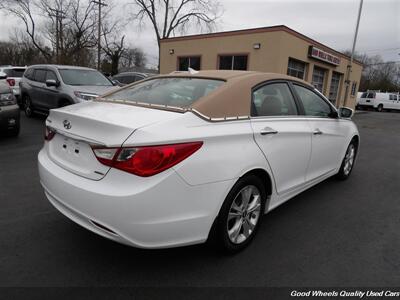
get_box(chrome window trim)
[249,115,342,122]
[313,88,339,113]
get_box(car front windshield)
[104,77,224,108]
[59,69,112,86]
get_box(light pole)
[343,0,363,107]
[92,0,107,71]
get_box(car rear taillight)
[6,79,15,86]
[44,126,56,141]
[92,142,203,177]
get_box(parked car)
[112,72,155,86]
[19,65,118,117]
[38,71,359,252]
[357,91,400,112]
[0,77,20,137]
[0,66,26,106]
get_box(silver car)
[19,65,118,117]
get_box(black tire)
[376,104,383,112]
[23,95,34,118]
[215,174,266,253]
[8,126,20,137]
[336,140,357,180]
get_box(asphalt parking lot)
[1,111,399,288]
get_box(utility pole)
[343,0,363,107]
[92,0,108,70]
[49,7,66,64]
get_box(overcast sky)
[0,0,399,68]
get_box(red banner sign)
[308,46,341,66]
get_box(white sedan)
[38,71,359,252]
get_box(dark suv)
[112,72,155,86]
[0,79,20,137]
[19,65,118,117]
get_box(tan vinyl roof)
[163,70,312,120]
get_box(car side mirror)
[112,80,122,86]
[329,111,339,118]
[46,79,59,87]
[338,107,354,119]
[0,72,7,80]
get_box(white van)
[357,91,400,112]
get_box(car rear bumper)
[38,148,233,248]
[0,105,20,131]
[12,86,20,96]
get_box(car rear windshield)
[104,77,224,108]
[59,69,112,86]
[3,68,26,78]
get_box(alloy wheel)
[343,144,355,176]
[227,185,262,244]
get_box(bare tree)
[0,0,52,61]
[130,0,222,68]
[0,0,103,66]
[103,34,126,75]
[343,50,400,92]
[65,0,98,65]
[120,47,147,70]
[100,2,129,74]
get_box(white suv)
[0,66,27,106]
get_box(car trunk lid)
[46,101,181,180]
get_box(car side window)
[24,68,34,79]
[33,69,47,83]
[252,82,298,117]
[116,76,131,84]
[124,76,134,83]
[134,75,145,82]
[293,84,332,118]
[46,71,58,81]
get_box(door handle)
[260,127,278,136]
[313,129,323,135]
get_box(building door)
[328,72,341,105]
[312,66,326,93]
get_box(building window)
[328,72,341,104]
[312,66,326,92]
[351,81,357,96]
[287,58,306,79]
[218,55,248,70]
[178,56,201,71]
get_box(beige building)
[160,25,363,108]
